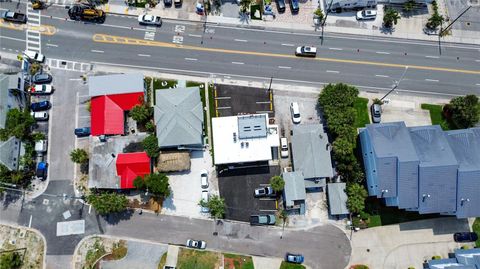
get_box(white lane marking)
[188,34,202,37]
[232,62,244,65]
[278,66,291,69]
[88,204,92,214]
[46,43,58,47]
[28,215,32,228]
[234,39,248,42]
[476,60,480,62]
[375,75,390,78]
[425,55,439,59]
[326,70,340,73]
[138,54,151,57]
[476,83,480,86]
[376,51,391,55]
[69,78,82,81]
[185,58,198,61]
[281,43,295,47]
[91,49,104,53]
[425,79,439,82]
[329,47,343,51]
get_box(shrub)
[142,135,160,158]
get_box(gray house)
[154,87,204,149]
[327,183,349,216]
[283,171,306,214]
[427,248,480,269]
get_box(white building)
[212,114,279,165]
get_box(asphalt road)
[0,4,479,96]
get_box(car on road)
[453,232,478,242]
[356,9,377,20]
[285,253,304,264]
[138,14,162,26]
[31,111,49,121]
[24,50,45,63]
[75,127,91,137]
[174,0,182,7]
[30,84,54,95]
[250,214,276,225]
[295,46,317,57]
[36,162,48,181]
[186,239,206,249]
[30,101,51,111]
[290,102,302,124]
[276,0,286,13]
[254,186,274,197]
[371,103,382,123]
[201,190,209,213]
[201,169,209,189]
[32,73,53,84]
[280,137,289,158]
[1,10,27,23]
[290,0,299,13]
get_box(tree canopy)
[142,135,160,158]
[87,192,128,215]
[70,148,89,164]
[0,109,35,141]
[383,8,401,28]
[145,173,171,197]
[199,194,225,219]
[129,103,153,124]
[346,183,368,214]
[0,252,22,269]
[270,175,285,192]
[448,95,480,129]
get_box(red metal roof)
[90,92,144,136]
[116,152,151,189]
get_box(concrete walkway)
[252,256,283,269]
[100,240,168,269]
[165,245,179,268]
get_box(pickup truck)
[250,214,276,226]
[1,10,27,23]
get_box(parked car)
[186,239,206,249]
[29,84,54,95]
[290,102,301,124]
[289,0,299,13]
[280,137,289,158]
[35,140,47,157]
[285,253,304,264]
[254,186,274,197]
[24,50,45,63]
[74,127,91,137]
[30,101,51,111]
[250,214,276,225]
[275,0,286,12]
[356,9,377,20]
[138,14,162,26]
[371,103,382,123]
[1,10,27,23]
[453,232,478,242]
[200,169,209,189]
[201,190,209,213]
[30,111,49,121]
[174,0,182,7]
[32,73,53,84]
[295,46,317,57]
[36,162,48,181]
[164,0,172,6]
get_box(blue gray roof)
[427,248,480,269]
[366,122,418,161]
[409,125,458,167]
[282,171,306,207]
[291,124,333,179]
[237,114,267,139]
[0,137,21,170]
[154,87,204,148]
[0,74,21,129]
[454,248,480,266]
[327,183,349,215]
[445,129,480,171]
[88,73,144,97]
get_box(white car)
[30,84,53,95]
[200,190,209,213]
[356,9,377,20]
[138,14,162,26]
[200,169,209,189]
[290,102,301,124]
[295,46,317,57]
[186,239,206,249]
[280,137,289,158]
[30,111,49,121]
[24,50,45,63]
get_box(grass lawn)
[473,218,480,248]
[207,83,216,163]
[280,262,305,269]
[354,97,370,128]
[157,252,167,269]
[186,81,204,88]
[223,253,254,269]
[421,103,452,130]
[177,248,220,269]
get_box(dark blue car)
[30,101,51,112]
[74,127,91,137]
[36,162,48,181]
[290,0,299,13]
[285,253,304,264]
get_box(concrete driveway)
[347,217,474,269]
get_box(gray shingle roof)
[0,137,21,170]
[88,73,144,97]
[154,87,204,148]
[327,183,349,215]
[282,171,306,207]
[0,74,21,129]
[409,125,458,167]
[291,124,333,179]
[445,129,480,171]
[366,122,419,161]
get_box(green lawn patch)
[177,248,220,269]
[152,78,178,105]
[157,252,167,269]
[207,83,216,164]
[186,81,204,88]
[473,218,480,248]
[280,262,305,269]
[354,97,370,128]
[144,77,152,104]
[224,253,254,269]
[421,103,451,130]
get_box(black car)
[174,0,182,7]
[164,0,172,6]
[276,0,286,13]
[32,73,52,84]
[30,101,51,111]
[454,232,478,242]
[74,127,91,137]
[290,0,299,13]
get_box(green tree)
[383,8,400,28]
[133,176,146,190]
[270,175,285,192]
[403,0,416,12]
[142,135,160,158]
[31,132,45,142]
[70,148,89,164]
[87,192,128,215]
[318,83,359,110]
[333,137,355,161]
[239,0,252,13]
[145,173,170,197]
[314,8,324,21]
[199,194,225,219]
[0,252,23,269]
[448,95,480,129]
[426,12,444,30]
[129,104,152,124]
[346,183,368,214]
[0,109,35,141]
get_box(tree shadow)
[102,209,135,225]
[1,191,22,209]
[379,25,395,34]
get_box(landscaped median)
[73,236,128,269]
[0,224,45,269]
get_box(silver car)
[371,104,382,123]
[138,14,162,26]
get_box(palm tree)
[383,8,401,28]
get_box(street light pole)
[437,5,472,55]
[320,0,334,45]
[380,66,408,102]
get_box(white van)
[35,140,47,156]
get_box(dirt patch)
[0,224,45,269]
[129,197,163,212]
[157,151,191,172]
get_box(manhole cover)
[42,199,49,205]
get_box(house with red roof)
[116,152,151,189]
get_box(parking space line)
[326,70,340,73]
[28,215,32,228]
[259,198,276,201]
[256,101,271,104]
[215,96,231,100]
[278,66,291,69]
[256,110,273,114]
[375,75,389,78]
[216,107,231,109]
[234,39,248,42]
[91,49,104,53]
[259,209,277,212]
[281,43,294,47]
[425,79,439,82]
[232,62,244,65]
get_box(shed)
[327,183,349,216]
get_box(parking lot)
[218,166,279,222]
[213,84,274,117]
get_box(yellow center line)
[92,34,480,75]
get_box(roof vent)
[241,142,244,148]
[233,132,237,143]
[246,142,249,148]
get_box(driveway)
[348,217,474,269]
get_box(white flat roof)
[212,114,279,165]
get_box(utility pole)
[437,5,472,55]
[320,0,334,45]
[380,66,408,101]
[201,0,207,45]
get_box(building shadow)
[398,217,471,235]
